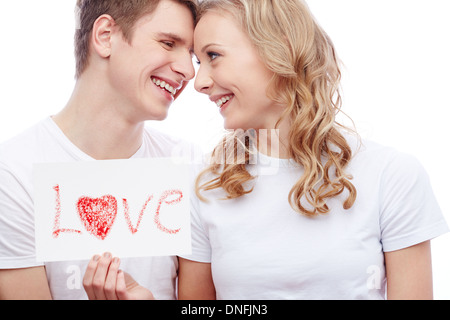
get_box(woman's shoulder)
[343,132,426,182]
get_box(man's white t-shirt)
[182,135,448,300]
[0,117,197,300]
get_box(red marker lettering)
[51,186,183,239]
[52,185,82,238]
[154,190,183,235]
[123,195,153,234]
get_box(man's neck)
[53,79,145,160]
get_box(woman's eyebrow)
[200,43,221,53]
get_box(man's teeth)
[216,95,233,107]
[152,78,177,95]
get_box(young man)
[0,0,197,300]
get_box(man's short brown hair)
[74,0,198,78]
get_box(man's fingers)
[83,254,101,300]
[116,270,130,300]
[91,252,113,300]
[83,253,153,300]
[104,257,121,300]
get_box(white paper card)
[33,158,191,262]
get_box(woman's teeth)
[152,77,177,95]
[215,95,233,108]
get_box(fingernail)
[103,252,111,258]
[113,257,120,265]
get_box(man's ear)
[91,14,116,58]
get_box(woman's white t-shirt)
[182,136,448,300]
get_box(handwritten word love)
[52,185,183,240]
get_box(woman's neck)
[257,116,291,159]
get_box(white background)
[0,0,449,299]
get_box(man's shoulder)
[0,117,57,170]
[1,118,45,153]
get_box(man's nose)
[171,51,196,81]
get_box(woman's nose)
[194,65,213,94]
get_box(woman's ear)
[91,14,115,58]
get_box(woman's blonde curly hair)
[195,0,357,217]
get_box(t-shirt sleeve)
[0,162,43,268]
[379,152,448,252]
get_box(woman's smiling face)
[194,11,282,131]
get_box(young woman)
[83,0,448,300]
[177,0,448,300]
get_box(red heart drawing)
[76,195,118,240]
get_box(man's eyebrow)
[157,32,185,44]
[157,32,194,52]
